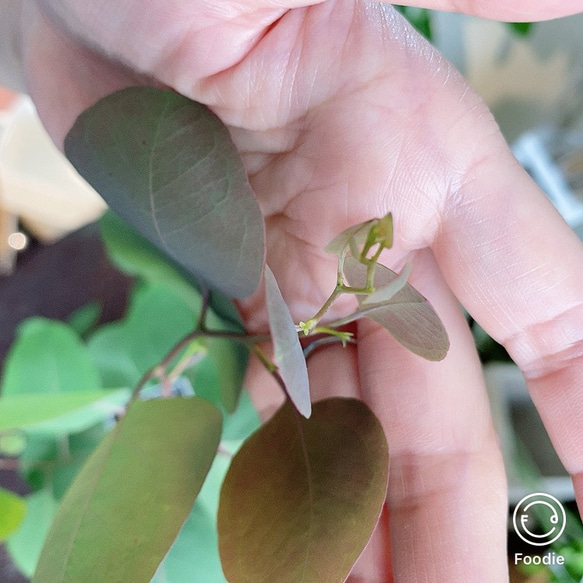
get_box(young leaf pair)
[325,214,449,362]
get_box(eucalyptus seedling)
[0,87,450,583]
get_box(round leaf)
[99,211,244,329]
[99,211,201,311]
[65,87,265,299]
[205,337,248,413]
[218,398,389,583]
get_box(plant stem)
[299,282,373,335]
[167,350,206,385]
[300,287,343,333]
[130,328,269,402]
[252,345,278,373]
[252,345,296,405]
[302,335,355,360]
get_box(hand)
[20,0,583,580]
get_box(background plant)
[395,5,534,42]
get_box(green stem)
[337,249,348,283]
[252,345,278,373]
[299,282,375,336]
[359,239,376,263]
[337,284,373,295]
[301,287,343,333]
[366,248,382,288]
[253,345,292,403]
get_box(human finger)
[425,83,583,507]
[357,250,508,582]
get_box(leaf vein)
[148,99,176,258]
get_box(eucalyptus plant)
[0,87,449,583]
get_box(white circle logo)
[513,493,566,546]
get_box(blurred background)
[2,8,583,583]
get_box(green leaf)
[33,397,222,583]
[87,283,196,388]
[100,211,201,311]
[17,425,110,501]
[222,390,260,442]
[65,87,265,299]
[264,266,310,417]
[0,390,128,434]
[67,302,101,338]
[184,352,258,437]
[152,502,226,583]
[184,356,221,406]
[100,211,244,329]
[206,337,248,413]
[51,424,110,500]
[152,454,231,583]
[0,488,27,541]
[1,318,101,396]
[218,398,388,583]
[208,290,245,331]
[6,489,58,577]
[17,436,60,492]
[344,257,450,361]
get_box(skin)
[16,0,583,580]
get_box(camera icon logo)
[513,493,566,546]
